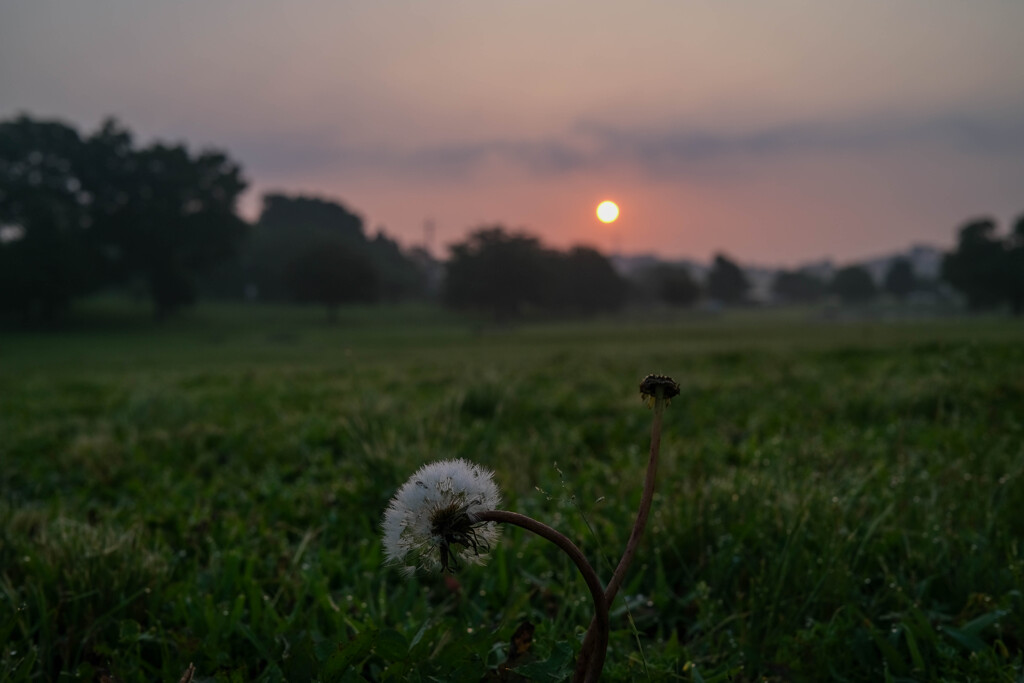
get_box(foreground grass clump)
[2,304,1023,681]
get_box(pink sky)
[2,1,1023,266]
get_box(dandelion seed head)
[382,459,501,574]
[640,374,680,407]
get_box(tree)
[706,253,749,305]
[831,265,877,304]
[1008,214,1024,315]
[284,242,377,319]
[941,218,1006,310]
[117,143,248,318]
[260,193,364,240]
[233,194,425,302]
[0,116,100,321]
[549,246,628,313]
[0,114,249,321]
[443,226,549,319]
[646,264,701,307]
[771,270,825,304]
[883,258,917,300]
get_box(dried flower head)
[382,459,502,575]
[639,374,680,408]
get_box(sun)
[596,200,619,223]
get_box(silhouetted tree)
[883,258,917,300]
[706,253,749,305]
[284,242,377,320]
[549,246,628,313]
[0,114,248,321]
[941,218,1006,310]
[260,194,363,240]
[1008,214,1024,315]
[112,142,248,318]
[831,265,877,304]
[648,264,701,307]
[444,226,549,319]
[771,270,825,304]
[234,194,424,302]
[0,116,100,321]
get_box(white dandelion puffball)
[382,459,502,575]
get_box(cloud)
[234,110,1024,183]
[575,114,1024,175]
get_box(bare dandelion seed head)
[381,459,501,575]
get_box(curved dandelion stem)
[577,381,670,680]
[475,509,608,683]
[607,392,664,603]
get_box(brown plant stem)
[475,509,608,683]
[576,390,666,679]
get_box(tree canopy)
[0,114,248,321]
[443,226,626,319]
[221,193,427,307]
[831,265,877,304]
[706,254,750,305]
[941,217,1024,312]
[638,263,701,307]
[284,242,378,319]
[771,270,826,304]
[883,258,917,300]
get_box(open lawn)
[2,302,1023,681]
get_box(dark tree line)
[443,227,627,319]
[0,115,444,325]
[0,114,431,323]
[942,217,1024,314]
[5,114,1022,322]
[206,193,430,319]
[772,259,926,306]
[632,253,748,308]
[0,115,247,321]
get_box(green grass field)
[2,302,1023,681]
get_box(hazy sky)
[3,1,1023,264]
